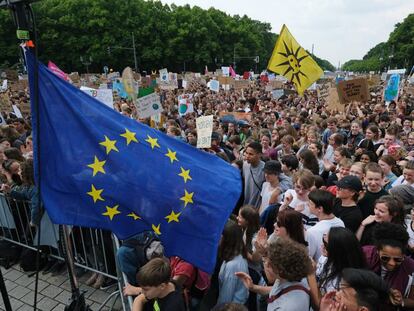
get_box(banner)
[384,74,400,102]
[337,78,370,104]
[196,115,214,148]
[80,86,114,109]
[12,104,23,118]
[136,93,163,118]
[325,87,344,112]
[48,61,69,81]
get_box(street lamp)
[80,56,92,74]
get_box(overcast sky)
[159,0,414,67]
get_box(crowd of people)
[1,72,414,311]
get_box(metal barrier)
[0,193,132,311]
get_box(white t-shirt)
[260,182,282,215]
[284,189,318,228]
[316,255,340,295]
[306,217,345,261]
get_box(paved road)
[0,265,123,311]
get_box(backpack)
[0,240,21,269]
[189,269,210,299]
[20,248,48,272]
[122,231,164,266]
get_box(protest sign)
[221,67,230,77]
[219,111,252,122]
[384,74,400,102]
[233,80,250,90]
[271,80,284,89]
[122,67,138,102]
[107,72,120,81]
[337,78,370,104]
[272,89,284,100]
[80,86,114,109]
[159,68,169,82]
[136,93,163,118]
[178,94,194,116]
[381,72,387,81]
[12,105,23,118]
[218,76,232,85]
[69,72,80,83]
[265,85,273,92]
[326,87,344,112]
[209,80,220,92]
[0,80,7,92]
[196,115,213,148]
[317,82,333,101]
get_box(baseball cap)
[238,120,250,127]
[335,175,363,192]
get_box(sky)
[159,0,414,67]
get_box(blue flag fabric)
[26,51,241,273]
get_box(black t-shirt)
[143,283,186,311]
[359,189,388,218]
[333,200,363,233]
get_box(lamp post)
[80,56,92,74]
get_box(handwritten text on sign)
[196,115,213,148]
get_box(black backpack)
[0,240,21,269]
[19,248,48,272]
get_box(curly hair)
[373,222,409,252]
[267,237,311,282]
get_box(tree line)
[0,0,335,74]
[343,14,414,73]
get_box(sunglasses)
[380,255,404,264]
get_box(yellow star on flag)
[99,135,119,154]
[165,210,181,223]
[180,190,194,207]
[87,184,104,203]
[152,223,161,235]
[178,167,192,183]
[165,148,178,163]
[120,129,138,145]
[145,135,160,149]
[127,212,141,220]
[102,205,121,221]
[87,156,106,177]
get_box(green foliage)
[311,53,336,72]
[0,0,333,74]
[343,13,414,72]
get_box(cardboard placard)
[270,80,284,89]
[233,80,250,90]
[337,78,370,104]
[218,76,232,85]
[219,111,252,122]
[326,87,344,112]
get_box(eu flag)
[26,51,241,273]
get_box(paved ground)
[0,264,124,311]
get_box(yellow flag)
[268,25,323,95]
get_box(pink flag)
[48,61,69,81]
[204,65,208,75]
[229,66,236,78]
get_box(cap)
[335,175,363,192]
[264,160,282,175]
[238,120,250,127]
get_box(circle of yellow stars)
[86,128,195,236]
